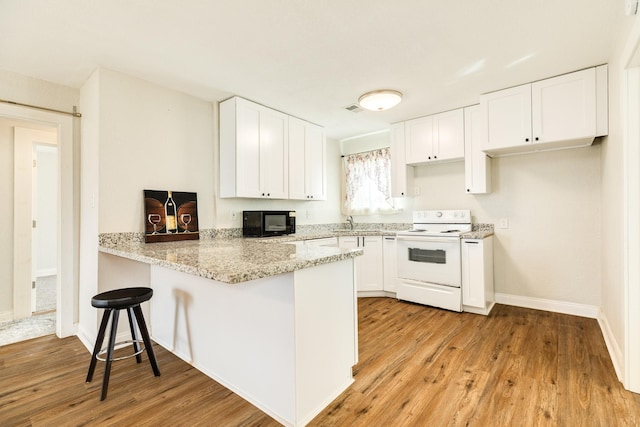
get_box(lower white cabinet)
[304,237,338,247]
[339,236,383,293]
[382,236,398,293]
[461,236,495,315]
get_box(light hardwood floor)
[1,298,639,426]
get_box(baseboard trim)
[0,310,13,323]
[598,311,623,382]
[495,293,599,319]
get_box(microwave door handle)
[397,236,458,244]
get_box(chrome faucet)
[346,215,354,230]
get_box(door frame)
[623,23,640,393]
[3,103,77,338]
[14,128,57,318]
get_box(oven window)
[408,248,446,264]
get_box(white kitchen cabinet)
[288,116,326,200]
[480,65,608,156]
[390,122,414,197]
[464,105,491,194]
[405,108,464,165]
[461,236,494,315]
[304,237,338,247]
[220,97,289,199]
[382,236,398,293]
[339,235,383,294]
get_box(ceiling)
[0,1,631,140]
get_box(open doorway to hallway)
[0,123,58,346]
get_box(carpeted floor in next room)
[0,275,56,346]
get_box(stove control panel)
[413,210,471,224]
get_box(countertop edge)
[99,243,363,284]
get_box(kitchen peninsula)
[98,235,362,427]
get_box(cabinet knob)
[434,155,437,159]
[535,137,539,141]
[267,193,270,197]
[525,138,529,142]
[310,195,314,199]
[401,192,404,196]
[262,193,265,196]
[467,189,470,192]
[428,156,431,159]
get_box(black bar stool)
[85,287,161,400]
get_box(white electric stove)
[396,210,471,311]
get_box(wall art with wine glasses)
[144,189,199,243]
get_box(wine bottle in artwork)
[165,191,178,233]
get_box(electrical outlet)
[306,210,313,220]
[499,218,509,229]
[414,186,421,196]
[231,211,238,221]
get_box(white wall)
[342,128,603,307]
[600,12,640,384]
[414,147,602,307]
[96,68,215,233]
[35,146,58,276]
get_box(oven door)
[396,236,461,287]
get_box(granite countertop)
[99,223,494,284]
[460,230,494,239]
[99,238,363,284]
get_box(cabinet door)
[390,122,413,197]
[405,115,433,164]
[464,105,491,194]
[532,67,596,144]
[288,118,326,200]
[383,237,398,293]
[432,108,464,161]
[360,236,383,292]
[305,123,326,200]
[288,118,307,200]
[259,107,288,198]
[481,83,532,151]
[461,239,485,308]
[235,99,262,197]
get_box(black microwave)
[242,210,296,237]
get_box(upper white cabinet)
[480,65,608,156]
[405,108,464,165]
[220,97,289,198]
[389,122,414,197]
[288,117,326,200]
[464,105,491,194]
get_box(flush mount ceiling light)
[358,89,403,111]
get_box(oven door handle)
[397,236,458,244]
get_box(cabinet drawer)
[396,279,461,312]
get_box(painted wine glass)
[148,213,162,234]
[180,213,192,233]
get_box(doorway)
[0,103,77,341]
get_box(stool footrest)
[96,339,146,362]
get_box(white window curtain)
[342,148,396,215]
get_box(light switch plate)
[499,218,509,229]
